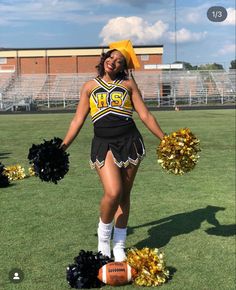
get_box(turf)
[0,109,235,290]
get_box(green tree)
[198,63,224,70]
[229,59,236,69]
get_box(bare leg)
[96,151,140,259]
[114,163,140,228]
[96,151,123,223]
[113,163,140,261]
[96,151,123,257]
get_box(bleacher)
[0,72,14,87]
[0,72,16,110]
[0,74,48,111]
[0,70,235,111]
[228,69,236,92]
[34,73,94,108]
[210,70,235,100]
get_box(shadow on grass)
[0,183,17,189]
[205,224,236,236]
[129,205,235,249]
[0,152,11,159]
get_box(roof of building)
[0,45,164,58]
[0,44,163,51]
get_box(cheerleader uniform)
[89,77,145,169]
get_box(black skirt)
[90,126,145,169]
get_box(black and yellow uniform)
[89,77,145,168]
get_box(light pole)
[174,0,177,62]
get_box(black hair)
[95,49,128,79]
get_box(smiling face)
[104,50,126,76]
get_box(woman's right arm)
[61,82,91,150]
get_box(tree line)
[174,59,236,70]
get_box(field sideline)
[0,109,235,290]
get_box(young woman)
[61,40,165,261]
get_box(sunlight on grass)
[0,109,235,290]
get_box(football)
[97,261,137,286]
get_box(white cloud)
[99,16,168,44]
[180,4,235,27]
[97,0,158,7]
[185,12,202,24]
[221,8,236,25]
[168,28,207,43]
[182,5,207,24]
[178,3,216,25]
[99,16,209,45]
[216,43,236,55]
[0,0,95,26]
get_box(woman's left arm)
[129,78,165,140]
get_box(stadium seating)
[0,72,15,91]
[0,70,235,111]
[228,69,236,91]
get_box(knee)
[103,188,122,206]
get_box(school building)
[0,45,164,75]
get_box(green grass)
[0,109,235,290]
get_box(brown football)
[97,261,137,286]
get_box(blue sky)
[0,0,235,68]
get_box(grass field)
[0,109,235,290]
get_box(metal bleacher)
[155,70,208,106]
[34,73,95,109]
[228,70,236,88]
[0,69,235,111]
[0,72,16,110]
[0,74,47,111]
[210,70,235,103]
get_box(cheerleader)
[61,40,165,261]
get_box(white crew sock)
[97,218,113,258]
[113,227,127,262]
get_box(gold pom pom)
[127,247,169,286]
[4,164,26,181]
[28,166,35,177]
[157,128,200,175]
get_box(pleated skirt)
[90,127,145,169]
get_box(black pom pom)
[66,250,112,288]
[28,137,69,184]
[0,162,10,187]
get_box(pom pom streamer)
[0,162,10,187]
[66,250,112,289]
[28,137,69,184]
[28,166,36,176]
[4,164,26,181]
[157,128,200,175]
[127,247,169,287]
[0,162,36,187]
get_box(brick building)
[0,45,163,75]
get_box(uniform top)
[89,77,134,125]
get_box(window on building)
[141,55,149,61]
[0,58,7,64]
